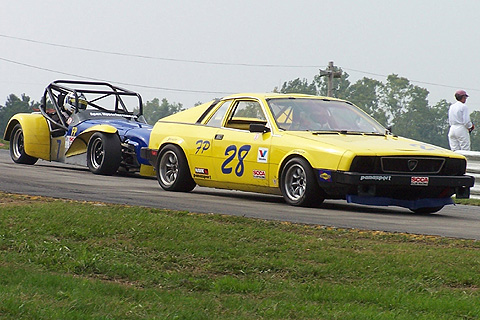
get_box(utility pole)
[319,61,342,97]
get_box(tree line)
[276,69,480,151]
[1,71,479,150]
[0,94,184,136]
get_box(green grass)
[455,197,480,206]
[1,193,480,319]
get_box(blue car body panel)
[66,116,153,165]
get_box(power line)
[0,34,321,68]
[1,33,478,93]
[0,57,233,95]
[343,67,480,92]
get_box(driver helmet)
[311,108,329,125]
[63,93,88,114]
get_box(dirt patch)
[0,192,54,206]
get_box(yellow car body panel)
[65,124,117,157]
[4,113,51,160]
[147,93,473,209]
[159,101,213,123]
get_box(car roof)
[219,92,338,101]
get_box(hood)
[284,131,458,157]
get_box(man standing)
[448,90,474,151]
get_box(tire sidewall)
[10,124,38,165]
[280,157,322,207]
[156,144,195,192]
[87,132,121,175]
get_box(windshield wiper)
[310,130,341,135]
[312,130,386,136]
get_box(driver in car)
[62,93,88,124]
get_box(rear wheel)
[280,157,324,207]
[156,144,196,192]
[9,124,38,165]
[87,132,121,175]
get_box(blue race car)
[4,80,154,176]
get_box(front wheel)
[280,157,324,207]
[156,144,196,192]
[87,132,122,175]
[9,124,38,165]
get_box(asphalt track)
[1,149,479,240]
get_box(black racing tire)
[410,206,444,214]
[9,124,38,165]
[87,132,122,175]
[156,144,196,192]
[280,157,324,207]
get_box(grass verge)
[455,197,480,206]
[0,192,480,319]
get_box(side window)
[231,101,266,120]
[225,101,267,131]
[206,100,232,127]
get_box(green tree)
[142,98,184,125]
[387,83,430,142]
[275,78,317,95]
[314,68,351,100]
[274,70,455,148]
[424,99,450,148]
[469,110,480,151]
[379,74,414,126]
[346,77,387,126]
[0,94,38,135]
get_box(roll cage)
[40,80,144,135]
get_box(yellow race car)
[141,93,474,213]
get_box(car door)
[209,99,272,187]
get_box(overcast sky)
[1,0,479,112]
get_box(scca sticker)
[411,176,429,186]
[253,170,266,179]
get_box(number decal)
[195,139,211,154]
[235,145,251,176]
[409,143,436,151]
[56,139,62,159]
[221,145,237,174]
[221,144,251,177]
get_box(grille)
[381,157,444,174]
[350,156,466,176]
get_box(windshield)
[267,98,386,134]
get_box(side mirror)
[249,123,270,133]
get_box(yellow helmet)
[64,93,88,114]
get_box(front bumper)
[317,170,475,200]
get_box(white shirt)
[448,101,472,129]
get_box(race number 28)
[221,144,251,177]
